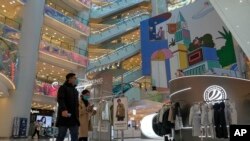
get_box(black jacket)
[56,82,80,127]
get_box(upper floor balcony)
[62,0,91,11]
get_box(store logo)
[203,85,227,103]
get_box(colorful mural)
[140,0,239,89]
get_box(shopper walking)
[56,73,80,141]
[79,89,96,141]
[32,120,41,139]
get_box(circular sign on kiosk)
[203,85,227,103]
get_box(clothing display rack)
[89,93,114,141]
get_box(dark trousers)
[56,126,78,141]
[32,129,40,138]
[79,137,88,141]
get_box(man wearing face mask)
[56,73,80,141]
[79,90,96,141]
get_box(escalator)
[112,67,142,95]
[91,0,149,19]
[87,40,141,71]
[89,12,150,44]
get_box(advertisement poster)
[18,118,27,137]
[113,97,128,130]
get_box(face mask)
[83,95,90,101]
[75,78,79,85]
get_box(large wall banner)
[140,0,239,90]
[113,97,128,130]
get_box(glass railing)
[41,35,88,56]
[40,40,89,67]
[89,40,139,62]
[0,14,21,30]
[91,11,150,34]
[91,0,120,10]
[0,14,20,44]
[113,66,141,82]
[44,5,90,36]
[46,0,88,24]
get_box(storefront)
[168,75,250,141]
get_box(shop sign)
[203,85,227,103]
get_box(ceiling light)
[3,10,6,13]
[46,32,48,35]
[43,67,46,70]
[52,70,54,73]
[52,65,54,68]
[2,5,5,8]
[54,33,56,35]
[52,35,55,38]
[41,75,45,78]
[45,28,48,31]
[62,36,64,38]
[43,62,46,65]
[58,72,60,74]
[53,78,57,81]
[9,2,13,4]
[50,3,52,5]
[60,76,63,78]
[13,1,16,3]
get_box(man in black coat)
[56,73,80,141]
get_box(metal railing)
[0,13,21,30]
[91,11,150,34]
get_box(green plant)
[216,27,236,67]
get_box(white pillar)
[0,0,45,138]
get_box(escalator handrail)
[113,66,141,82]
[91,11,150,34]
[89,40,140,63]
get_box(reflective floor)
[4,138,163,141]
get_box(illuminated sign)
[203,85,227,103]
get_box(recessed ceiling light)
[52,70,54,73]
[10,2,13,4]
[3,10,7,13]
[225,7,228,10]
[62,36,64,38]
[236,25,240,28]
[2,5,5,8]
[50,3,52,5]
[54,33,56,35]
[52,65,54,68]
[13,1,16,3]
[46,32,48,35]
[43,67,46,70]
[41,75,45,78]
[52,35,55,38]
[43,62,46,65]
[45,28,48,31]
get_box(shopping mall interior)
[0,0,250,141]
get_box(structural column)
[0,0,45,138]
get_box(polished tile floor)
[3,138,163,141]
